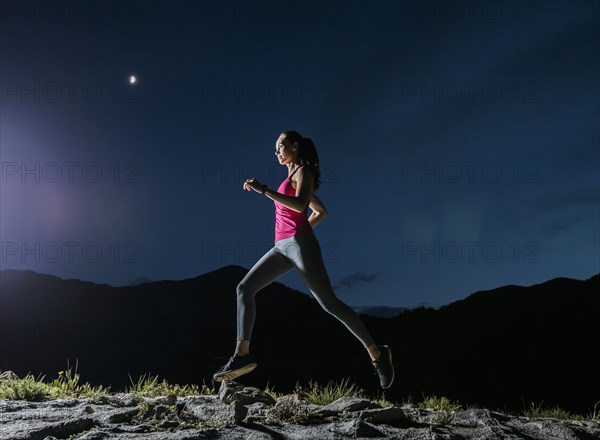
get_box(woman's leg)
[236,246,295,355]
[282,233,377,351]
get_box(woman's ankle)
[367,345,381,362]
[235,339,250,358]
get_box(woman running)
[213,130,395,389]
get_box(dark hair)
[282,130,322,191]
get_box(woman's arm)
[263,166,314,213]
[308,193,328,228]
[309,192,327,214]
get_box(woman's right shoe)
[213,354,257,382]
[371,345,395,389]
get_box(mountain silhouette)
[350,305,408,318]
[1,266,597,413]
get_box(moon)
[129,75,136,84]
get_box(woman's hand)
[243,177,265,193]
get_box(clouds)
[333,271,380,291]
[535,186,599,238]
[541,216,583,237]
[534,186,600,213]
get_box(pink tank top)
[274,166,313,242]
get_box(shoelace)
[214,355,234,369]
[372,361,384,376]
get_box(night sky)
[1,0,598,308]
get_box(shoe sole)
[380,345,395,389]
[213,362,257,382]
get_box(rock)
[24,418,96,440]
[155,405,169,417]
[48,398,80,408]
[317,396,382,416]
[148,394,178,406]
[2,393,600,439]
[354,419,387,437]
[90,395,111,405]
[159,419,180,429]
[279,393,301,401]
[243,401,270,422]
[164,394,177,406]
[403,406,445,424]
[105,393,140,408]
[358,406,411,427]
[74,431,112,440]
[307,403,325,412]
[181,395,248,425]
[231,401,248,424]
[217,380,276,406]
[129,423,153,433]
[129,423,154,434]
[105,407,139,424]
[506,416,600,440]
[328,419,386,437]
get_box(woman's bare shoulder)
[291,165,314,190]
[295,165,314,180]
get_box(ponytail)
[282,130,322,191]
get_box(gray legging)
[236,231,376,348]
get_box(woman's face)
[275,135,297,165]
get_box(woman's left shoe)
[371,345,395,389]
[213,354,257,382]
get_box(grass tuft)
[262,396,319,425]
[293,376,365,405]
[0,372,54,401]
[49,359,109,399]
[418,394,462,413]
[366,388,403,408]
[264,381,284,400]
[592,401,600,421]
[521,400,600,421]
[417,394,462,424]
[126,372,214,397]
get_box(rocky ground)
[1,380,599,440]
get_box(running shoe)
[213,354,257,382]
[371,345,395,389]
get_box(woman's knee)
[237,281,249,298]
[237,280,259,299]
[319,297,349,316]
